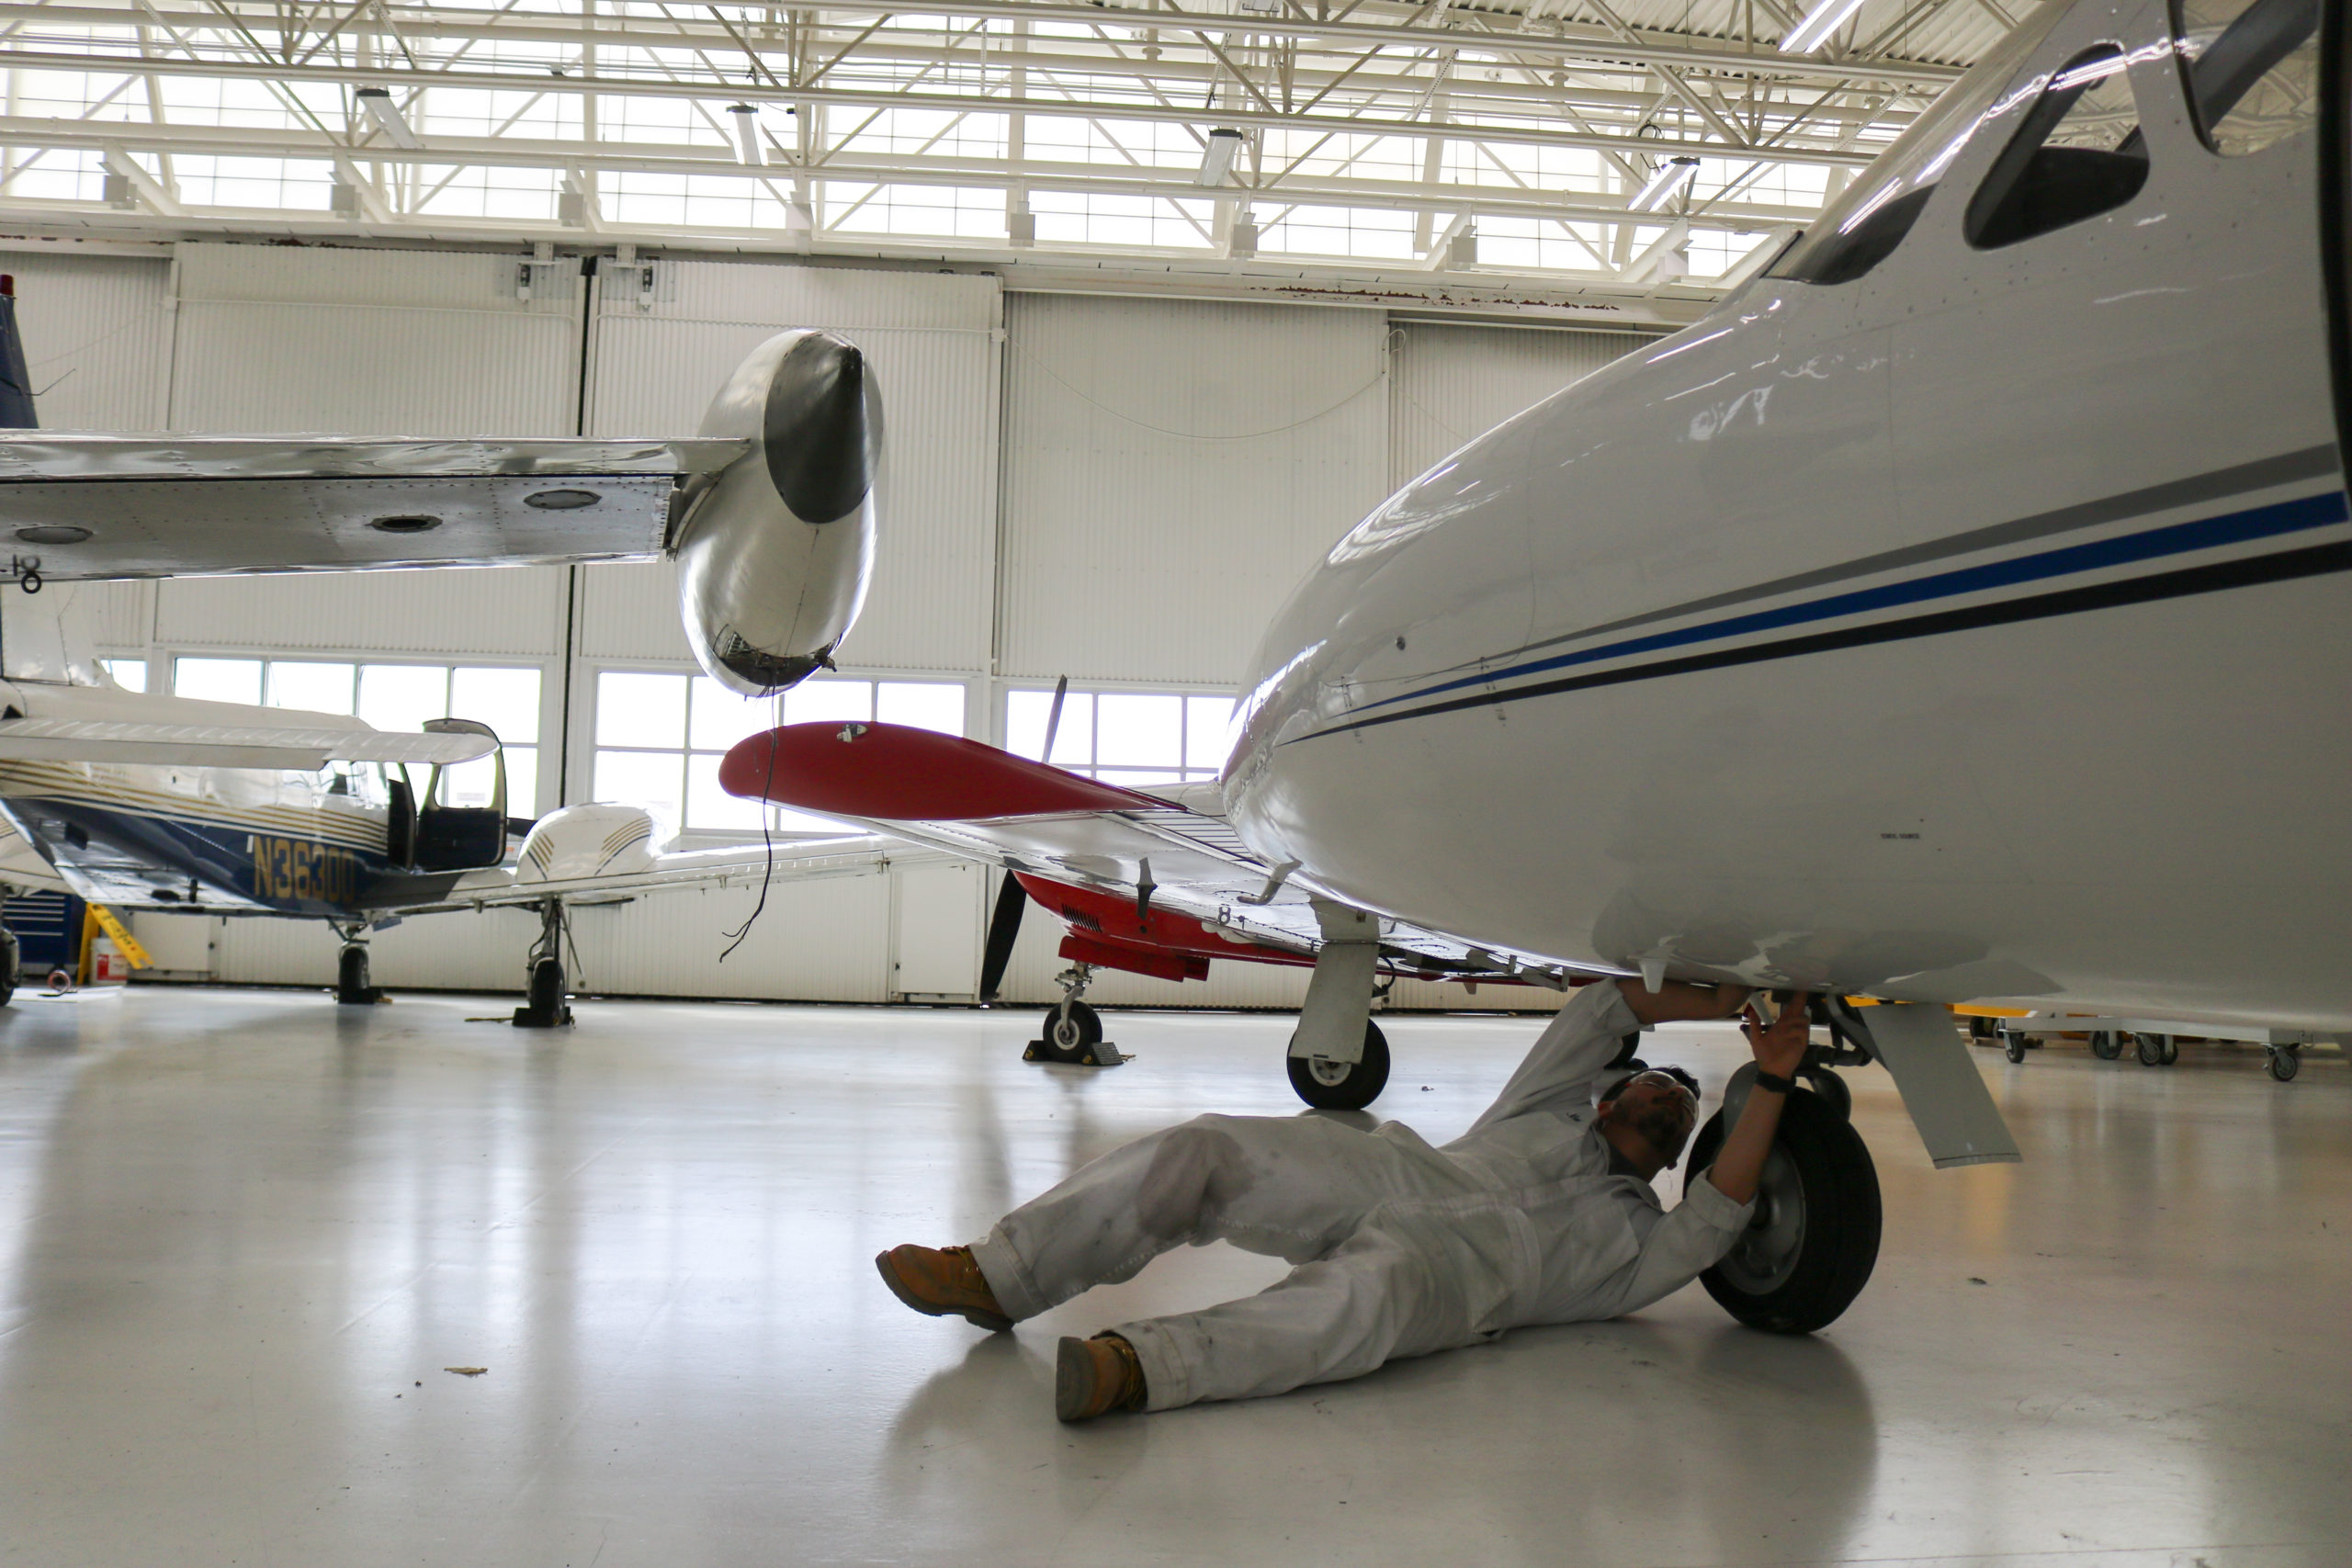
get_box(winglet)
[0,276,35,431]
[718,721,1170,821]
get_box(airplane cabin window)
[1964,45,2151,249]
[2174,0,2319,155]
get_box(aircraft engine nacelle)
[673,329,883,695]
[514,803,659,884]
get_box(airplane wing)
[714,721,1608,990]
[368,832,953,917]
[0,684,495,769]
[0,435,748,581]
[0,816,72,896]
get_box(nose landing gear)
[1024,964,1123,1066]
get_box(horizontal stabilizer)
[719,722,1169,820]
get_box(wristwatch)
[1751,1069,1798,1094]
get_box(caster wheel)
[1801,1066,1852,1121]
[2004,1032,2028,1063]
[1690,1089,1882,1335]
[2089,1031,2120,1060]
[2135,1032,2172,1066]
[1030,999,1103,1063]
[2267,1047,2300,1083]
[1287,1020,1391,1111]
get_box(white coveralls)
[968,983,1758,1412]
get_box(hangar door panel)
[585,261,1000,676]
[1000,294,1391,687]
[890,862,981,998]
[1387,322,1647,491]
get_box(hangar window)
[2174,0,2319,156]
[100,659,146,693]
[1004,687,1236,786]
[1965,46,2151,249]
[592,670,966,839]
[170,656,541,813]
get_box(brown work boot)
[1056,1333,1147,1422]
[875,1244,1012,1332]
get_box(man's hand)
[1743,993,1815,1078]
[1615,978,1753,1026]
[1706,991,1816,1206]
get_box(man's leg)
[968,1112,1460,1322]
[1110,1221,1492,1412]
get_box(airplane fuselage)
[0,759,399,918]
[1227,0,2352,1029]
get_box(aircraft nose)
[762,333,880,525]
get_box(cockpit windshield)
[1769,1,2070,285]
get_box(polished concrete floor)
[0,987,2344,1568]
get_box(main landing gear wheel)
[1028,998,1104,1063]
[2267,1045,2301,1082]
[513,957,572,1029]
[1688,1089,1883,1335]
[334,942,382,1006]
[2135,1032,2176,1066]
[1287,1019,1390,1111]
[2089,1031,2121,1060]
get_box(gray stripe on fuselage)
[1517,444,2342,656]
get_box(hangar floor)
[0,987,2343,1568]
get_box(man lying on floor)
[877,977,1812,1421]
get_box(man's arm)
[1704,994,1814,1205]
[1465,977,1750,1134]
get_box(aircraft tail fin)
[0,276,36,430]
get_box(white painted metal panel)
[1000,294,1390,686]
[157,566,569,657]
[0,248,175,432]
[1388,321,1649,491]
[167,243,580,437]
[584,259,999,673]
[889,861,980,997]
[576,559,692,661]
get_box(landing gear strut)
[332,924,382,1006]
[511,899,572,1029]
[1024,964,1122,1066]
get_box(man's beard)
[1636,1106,1693,1168]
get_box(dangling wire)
[718,726,782,963]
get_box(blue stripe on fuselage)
[1351,488,2352,716]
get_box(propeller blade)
[978,871,1029,1002]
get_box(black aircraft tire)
[528,958,564,1019]
[1287,1019,1391,1111]
[1801,1066,1852,1121]
[1033,999,1104,1063]
[1689,1089,1883,1336]
[336,943,371,1003]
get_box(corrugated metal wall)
[13,243,1651,1015]
[581,259,1001,674]
[1389,321,1652,490]
[999,294,1392,686]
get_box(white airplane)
[707,0,2340,1332]
[0,280,914,1019]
